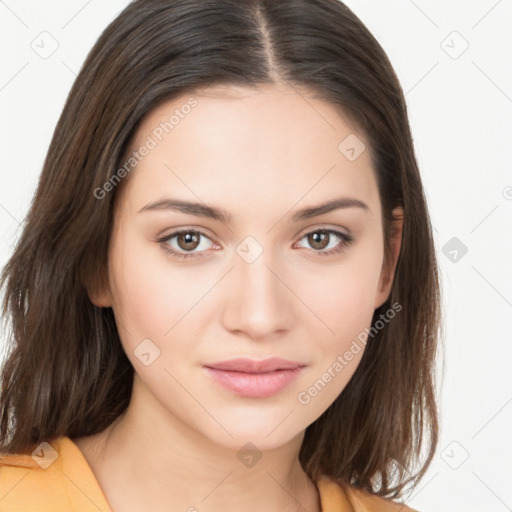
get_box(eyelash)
[157,227,354,261]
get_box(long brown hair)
[0,0,442,500]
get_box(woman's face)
[93,83,401,451]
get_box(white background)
[0,1,511,511]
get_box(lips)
[203,357,306,398]
[204,357,305,373]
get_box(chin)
[195,409,305,453]
[214,430,300,455]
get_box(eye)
[157,229,217,260]
[295,228,354,256]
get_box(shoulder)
[0,436,112,511]
[0,438,66,508]
[346,485,419,512]
[316,474,419,512]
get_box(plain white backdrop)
[0,1,511,511]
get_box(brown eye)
[296,228,354,256]
[158,229,216,260]
[307,230,330,250]
[176,231,201,251]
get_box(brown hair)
[0,0,442,500]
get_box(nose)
[220,245,295,340]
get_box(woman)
[0,1,441,511]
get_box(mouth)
[203,358,306,398]
[204,357,305,373]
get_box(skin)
[73,82,403,512]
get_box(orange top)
[0,436,417,511]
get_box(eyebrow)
[137,196,370,223]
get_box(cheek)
[293,267,379,412]
[290,248,383,413]
[304,279,375,399]
[297,254,382,350]
[108,231,198,345]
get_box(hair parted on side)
[0,0,442,500]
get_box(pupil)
[310,231,328,249]
[181,232,198,249]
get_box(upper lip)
[204,357,305,373]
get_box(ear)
[374,206,404,309]
[86,270,113,308]
[88,288,113,308]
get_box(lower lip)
[204,366,304,398]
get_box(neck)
[75,375,321,512]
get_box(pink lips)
[204,357,305,398]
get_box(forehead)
[120,83,379,218]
